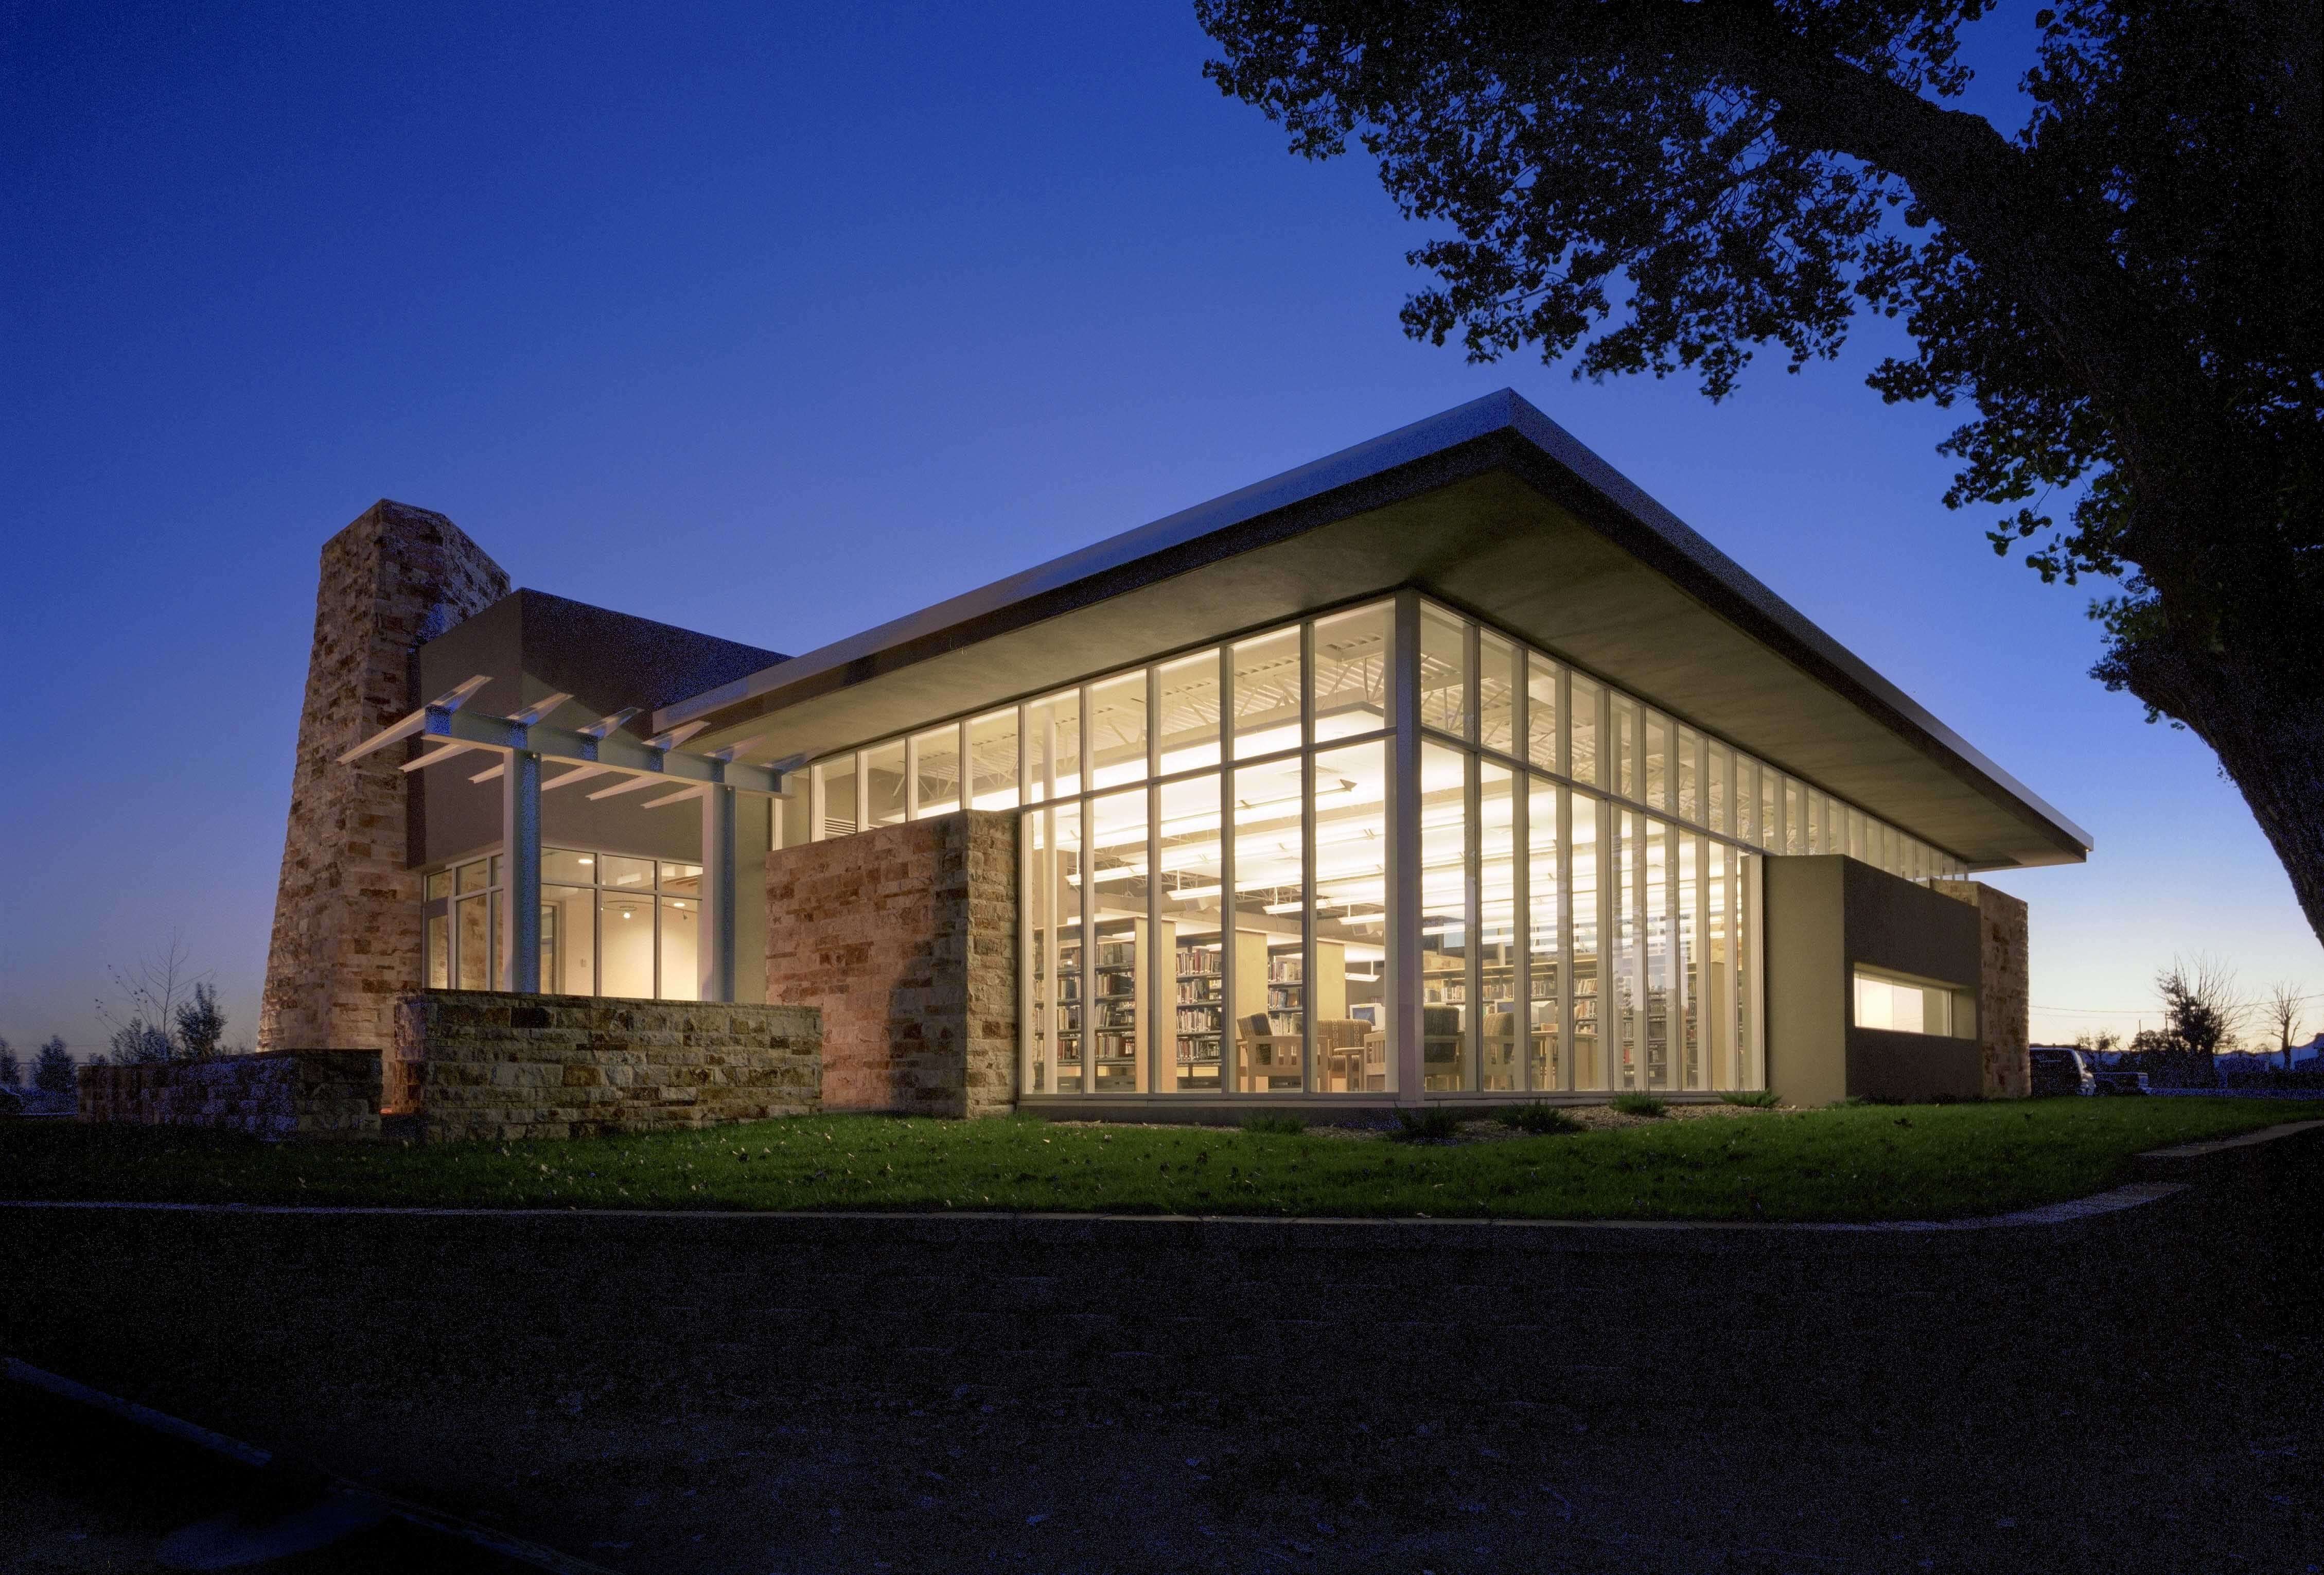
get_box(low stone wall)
[765,810,1018,1119]
[392,992,821,1142]
[76,1051,382,1141]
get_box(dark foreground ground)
[3,1140,2319,1574]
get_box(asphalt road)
[3,1137,2317,1574]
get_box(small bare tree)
[95,934,216,1064]
[2263,982,2308,1070]
[2158,956,2248,1055]
[2128,955,2251,1088]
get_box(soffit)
[670,393,2088,870]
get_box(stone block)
[393,992,820,1142]
[766,812,1018,1119]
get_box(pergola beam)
[348,680,794,1007]
[403,709,786,794]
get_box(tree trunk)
[2115,635,2324,953]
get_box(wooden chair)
[1420,1006,1464,1091]
[1237,1013,1304,1091]
[1482,1008,1521,1091]
[1314,1018,1373,1092]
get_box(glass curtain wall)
[800,593,1968,1097]
[421,849,702,1001]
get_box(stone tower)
[259,502,508,1052]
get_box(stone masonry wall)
[260,502,508,1053]
[393,992,821,1142]
[1936,880,2031,1098]
[77,1051,382,1141]
[765,811,1018,1118]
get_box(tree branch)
[1593,0,2197,502]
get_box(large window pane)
[1621,814,1652,1087]
[659,895,699,1001]
[969,710,1021,811]
[1676,727,1700,825]
[1480,761,1518,1091]
[1157,650,1222,772]
[1158,773,1225,1092]
[864,740,907,828]
[911,725,961,818]
[1477,631,1518,756]
[598,854,652,891]
[1086,789,1150,1092]
[456,894,489,990]
[1613,696,1641,802]
[815,756,858,839]
[1312,604,1390,740]
[1643,711,1669,811]
[1677,835,1700,1090]
[776,785,810,849]
[1230,754,1307,1089]
[600,892,655,998]
[1312,741,1388,1092]
[1570,674,1603,788]
[1644,819,1670,1091]
[1026,689,1082,803]
[1706,744,1729,836]
[543,848,595,885]
[1030,801,1083,1091]
[542,885,596,995]
[1526,654,1560,774]
[1571,796,1601,1088]
[1527,779,1562,1091]
[1418,604,1469,738]
[426,912,450,989]
[1231,629,1304,759]
[1418,741,1468,1090]
[1854,969,1964,1037]
[1705,842,1736,1089]
[1089,672,1148,789]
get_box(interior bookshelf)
[1085,918,1159,1094]
[1173,936,1224,1092]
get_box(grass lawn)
[3,1097,2317,1222]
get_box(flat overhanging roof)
[662,390,2090,871]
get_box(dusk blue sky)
[5,2,2315,1061]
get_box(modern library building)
[263,390,2086,1116]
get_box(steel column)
[1389,590,1424,1102]
[699,784,737,1002]
[502,749,542,993]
